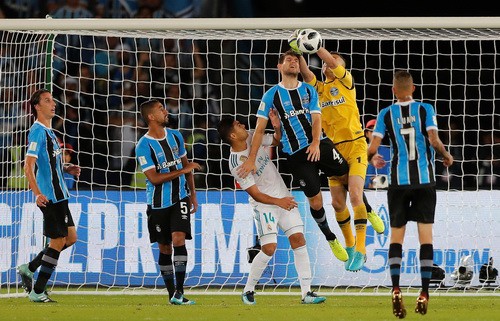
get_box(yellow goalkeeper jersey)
[307,65,364,144]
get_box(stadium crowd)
[0,1,499,191]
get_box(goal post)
[0,17,499,296]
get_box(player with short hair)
[217,112,326,305]
[237,49,349,263]
[368,70,453,318]
[17,88,81,303]
[135,99,201,305]
[295,39,385,272]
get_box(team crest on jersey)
[156,224,161,232]
[301,94,310,105]
[239,155,248,163]
[329,87,340,96]
[258,102,265,111]
[28,142,37,151]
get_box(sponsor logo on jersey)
[156,224,161,232]
[181,214,188,220]
[156,158,182,170]
[283,108,310,120]
[321,96,346,108]
[299,179,306,187]
[65,215,68,223]
[172,147,179,156]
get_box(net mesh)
[0,21,499,295]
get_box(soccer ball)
[296,29,322,54]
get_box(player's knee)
[261,243,277,256]
[288,233,306,248]
[308,193,323,210]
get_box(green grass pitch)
[0,293,499,321]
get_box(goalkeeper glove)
[288,29,302,54]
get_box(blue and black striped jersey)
[135,128,189,209]
[372,100,438,188]
[26,121,69,203]
[256,82,323,155]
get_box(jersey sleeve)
[307,83,321,114]
[261,133,274,147]
[26,127,45,159]
[423,103,438,131]
[256,88,274,119]
[372,108,388,139]
[172,129,187,157]
[332,65,353,89]
[135,139,155,172]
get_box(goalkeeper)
[290,30,385,272]
[217,111,326,305]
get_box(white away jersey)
[229,131,290,205]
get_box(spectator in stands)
[164,83,192,136]
[50,0,93,18]
[364,118,390,189]
[186,115,209,188]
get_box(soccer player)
[237,49,349,263]
[217,112,326,305]
[135,99,201,305]
[295,41,385,272]
[367,70,453,317]
[18,88,81,303]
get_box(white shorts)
[252,203,304,245]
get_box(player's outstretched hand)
[371,153,386,169]
[64,164,81,177]
[288,29,302,54]
[277,196,298,211]
[184,162,202,173]
[269,108,280,129]
[237,159,256,179]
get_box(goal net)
[0,18,499,296]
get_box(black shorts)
[387,185,436,228]
[286,138,348,197]
[146,196,192,244]
[39,199,75,239]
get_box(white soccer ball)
[296,29,322,54]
